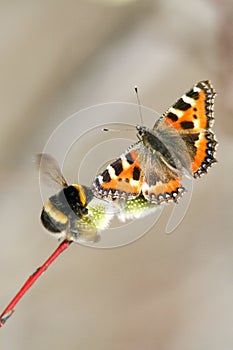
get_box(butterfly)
[92,80,217,204]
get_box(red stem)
[0,239,72,327]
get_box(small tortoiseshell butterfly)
[92,80,217,204]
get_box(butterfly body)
[93,80,217,204]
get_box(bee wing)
[36,153,68,189]
[75,229,100,243]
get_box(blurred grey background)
[0,1,232,349]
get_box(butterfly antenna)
[102,126,134,132]
[134,86,144,126]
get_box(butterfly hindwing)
[140,152,185,203]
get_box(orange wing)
[160,80,217,177]
[93,149,143,200]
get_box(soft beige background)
[0,1,232,349]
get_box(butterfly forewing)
[93,143,144,200]
[159,80,217,178]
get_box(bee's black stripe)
[48,186,86,216]
[63,186,84,212]
[41,208,67,233]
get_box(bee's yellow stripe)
[72,184,86,207]
[44,200,68,224]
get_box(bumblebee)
[37,154,96,241]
